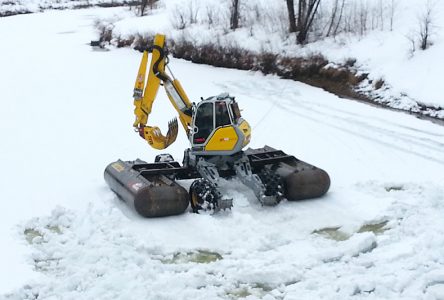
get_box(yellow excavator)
[104,34,330,217]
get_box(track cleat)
[189,178,232,213]
[260,195,280,206]
[216,197,233,211]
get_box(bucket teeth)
[165,118,178,147]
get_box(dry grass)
[98,28,369,101]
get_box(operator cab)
[190,93,251,155]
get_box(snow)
[0,0,133,16]
[1,6,444,300]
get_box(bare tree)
[286,0,297,33]
[419,0,434,50]
[406,0,435,56]
[389,0,397,31]
[188,0,199,25]
[379,0,384,31]
[140,0,158,17]
[140,0,148,16]
[326,0,339,37]
[326,0,345,37]
[171,6,187,30]
[230,0,240,30]
[358,1,368,36]
[332,0,345,36]
[297,0,306,31]
[205,4,216,27]
[296,0,321,44]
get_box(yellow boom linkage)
[132,34,193,150]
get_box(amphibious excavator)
[104,34,330,217]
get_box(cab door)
[192,102,214,145]
[204,101,239,152]
[215,101,232,128]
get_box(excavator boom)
[133,34,192,150]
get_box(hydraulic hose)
[150,45,169,82]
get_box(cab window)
[194,102,214,144]
[216,101,231,128]
[230,101,241,123]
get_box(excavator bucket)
[140,118,178,150]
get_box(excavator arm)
[104,34,331,217]
[133,34,193,150]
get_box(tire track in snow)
[286,98,444,150]
[227,79,444,145]
[282,103,444,165]
[224,81,444,165]
[290,101,444,154]
[229,79,444,139]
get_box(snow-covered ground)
[0,0,133,16]
[1,7,444,300]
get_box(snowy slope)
[1,7,444,300]
[100,0,444,117]
[305,0,444,114]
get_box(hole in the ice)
[24,226,62,244]
[161,250,223,264]
[226,287,251,299]
[24,228,43,244]
[312,227,350,241]
[46,225,62,234]
[226,282,275,299]
[252,282,273,292]
[385,185,404,192]
[358,220,389,234]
